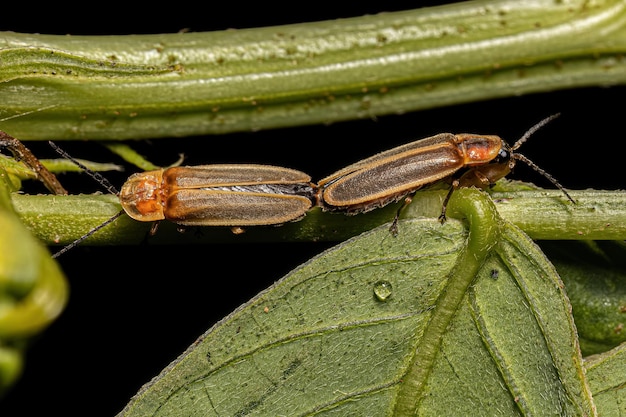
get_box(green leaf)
[0,153,122,180]
[117,190,593,416]
[0,167,69,394]
[539,241,626,356]
[584,342,626,415]
[102,142,163,171]
[0,169,68,338]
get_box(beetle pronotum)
[49,142,317,258]
[317,114,574,230]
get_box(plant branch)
[0,0,624,139]
[10,189,626,251]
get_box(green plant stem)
[10,189,626,250]
[0,0,625,140]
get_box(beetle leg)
[439,180,460,224]
[230,226,246,235]
[389,193,414,236]
[149,221,161,236]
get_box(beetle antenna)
[509,113,574,203]
[512,113,561,151]
[512,152,575,204]
[51,210,124,259]
[48,141,125,258]
[48,141,120,195]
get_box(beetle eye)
[494,147,511,163]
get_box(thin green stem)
[10,189,626,249]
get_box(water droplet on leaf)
[374,280,393,301]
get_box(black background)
[2,2,625,416]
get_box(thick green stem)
[0,0,625,139]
